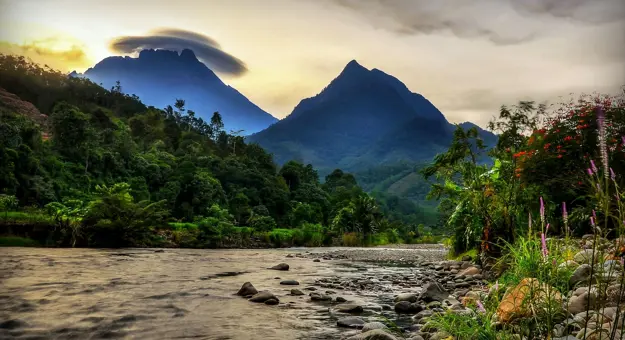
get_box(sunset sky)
[1,0,624,126]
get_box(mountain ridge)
[248,59,496,171]
[75,48,278,135]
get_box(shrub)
[248,215,277,232]
[342,232,361,246]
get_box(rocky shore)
[233,243,624,340]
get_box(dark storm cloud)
[328,0,625,45]
[109,28,247,76]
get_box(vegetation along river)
[0,246,448,340]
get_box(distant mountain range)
[73,49,277,135]
[75,50,497,204]
[247,60,497,173]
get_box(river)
[0,246,448,340]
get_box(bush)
[0,236,40,247]
[268,228,294,247]
[248,215,277,232]
[342,232,361,246]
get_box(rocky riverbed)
[1,242,623,339]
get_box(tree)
[210,112,224,141]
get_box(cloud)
[0,37,90,70]
[327,0,625,45]
[510,0,625,24]
[109,28,247,76]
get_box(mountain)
[77,48,277,135]
[248,60,497,173]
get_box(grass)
[0,236,41,247]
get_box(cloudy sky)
[0,0,624,127]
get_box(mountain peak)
[180,48,199,62]
[341,59,368,74]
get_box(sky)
[0,0,624,127]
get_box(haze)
[1,0,624,127]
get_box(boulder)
[264,298,279,305]
[280,280,299,285]
[269,263,289,271]
[334,303,364,314]
[569,264,592,287]
[418,282,449,302]
[574,250,598,264]
[290,289,305,296]
[249,291,278,303]
[456,266,480,277]
[361,322,388,332]
[394,301,423,314]
[236,282,258,296]
[310,292,332,301]
[568,291,597,314]
[496,278,563,323]
[461,255,473,262]
[394,293,418,303]
[347,329,397,340]
[336,296,347,302]
[337,316,366,329]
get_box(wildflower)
[539,197,545,224]
[546,223,550,234]
[541,232,548,258]
[476,300,486,313]
[597,106,609,177]
[494,281,499,291]
[610,167,616,181]
[587,168,593,176]
[590,160,598,173]
[562,202,568,231]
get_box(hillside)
[75,49,277,135]
[248,60,497,172]
[0,53,436,249]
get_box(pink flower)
[587,168,593,176]
[610,168,616,181]
[590,160,598,173]
[541,233,548,258]
[476,300,486,313]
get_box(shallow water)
[0,247,441,340]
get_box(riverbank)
[2,241,622,340]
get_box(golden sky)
[1,0,624,126]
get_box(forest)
[0,54,434,248]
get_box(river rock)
[430,332,451,340]
[395,293,418,303]
[280,280,299,285]
[461,255,472,262]
[336,296,347,302]
[568,290,597,314]
[290,289,304,296]
[337,316,366,329]
[418,282,449,302]
[236,282,258,296]
[347,329,397,340]
[313,259,321,262]
[394,301,423,314]
[574,250,597,264]
[334,303,364,314]
[570,264,592,286]
[361,322,387,332]
[269,263,289,271]
[264,298,279,305]
[249,291,278,303]
[456,266,480,277]
[310,292,332,301]
[496,278,562,323]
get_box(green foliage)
[0,54,435,248]
[0,236,41,247]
